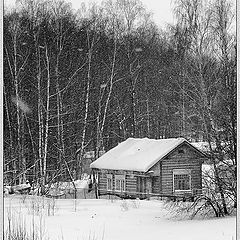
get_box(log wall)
[95,142,206,197]
[149,143,205,195]
[97,170,139,193]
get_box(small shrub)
[110,197,115,203]
[131,198,140,209]
[83,232,98,240]
[83,228,105,240]
[163,194,234,220]
[27,197,42,215]
[120,200,129,211]
[20,194,28,204]
[46,198,57,216]
[4,206,49,240]
[163,200,193,220]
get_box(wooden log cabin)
[90,138,207,200]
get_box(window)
[174,174,190,190]
[106,174,113,191]
[173,169,191,191]
[115,175,125,192]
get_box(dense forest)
[3,0,236,206]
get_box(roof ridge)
[90,137,204,172]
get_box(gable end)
[146,141,206,173]
[163,141,207,160]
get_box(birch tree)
[74,6,103,179]
[92,1,124,158]
[48,0,74,181]
[211,0,236,207]
[172,0,236,214]
[4,10,31,184]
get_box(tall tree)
[172,0,236,214]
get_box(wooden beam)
[159,161,162,194]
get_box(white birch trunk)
[3,87,16,184]
[96,36,117,158]
[55,16,66,180]
[13,35,23,184]
[5,19,30,184]
[42,46,51,192]
[35,43,44,188]
[76,30,93,179]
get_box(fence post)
[74,188,77,199]
[95,183,99,199]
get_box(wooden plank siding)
[149,143,204,196]
[152,177,160,193]
[125,175,137,192]
[94,142,206,198]
[98,172,107,190]
[97,170,138,193]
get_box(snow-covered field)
[4,195,236,240]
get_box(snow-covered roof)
[90,137,204,172]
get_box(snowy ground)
[4,195,236,240]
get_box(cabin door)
[137,177,146,193]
